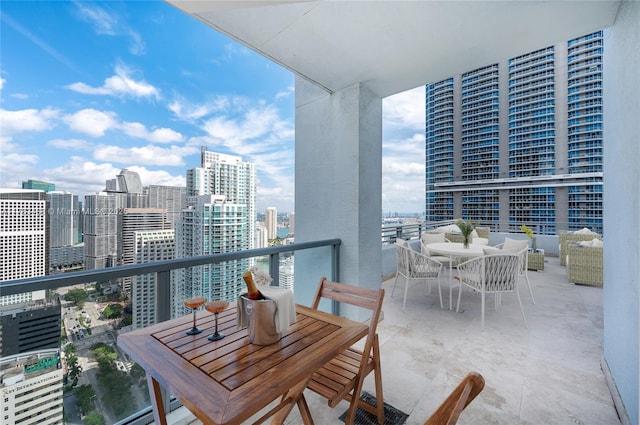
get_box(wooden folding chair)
[423,372,485,425]
[306,277,385,425]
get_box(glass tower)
[425,31,604,235]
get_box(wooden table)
[117,303,368,425]
[425,242,486,310]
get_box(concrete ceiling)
[167,1,621,98]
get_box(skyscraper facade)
[187,148,256,249]
[0,189,47,306]
[146,184,186,226]
[174,195,249,316]
[0,299,61,356]
[133,229,175,329]
[266,207,277,240]
[21,180,55,192]
[83,193,118,270]
[0,349,63,425]
[425,31,603,235]
[119,208,170,294]
[47,191,80,248]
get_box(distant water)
[277,228,289,238]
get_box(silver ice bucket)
[240,295,282,345]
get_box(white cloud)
[74,2,145,55]
[201,104,286,151]
[168,95,233,121]
[0,107,59,136]
[120,122,183,143]
[11,93,29,100]
[0,78,5,91]
[93,144,198,167]
[383,86,426,131]
[64,108,118,137]
[47,138,92,150]
[66,64,159,99]
[125,166,186,188]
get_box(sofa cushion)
[483,246,502,255]
[502,237,529,253]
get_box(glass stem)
[214,313,219,335]
[192,308,197,330]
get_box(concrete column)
[603,2,640,424]
[293,77,382,318]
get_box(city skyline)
[0,1,426,214]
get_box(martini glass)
[205,300,230,341]
[184,296,206,335]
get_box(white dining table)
[425,242,487,310]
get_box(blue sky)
[0,1,426,214]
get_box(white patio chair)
[420,232,456,266]
[393,239,444,309]
[455,253,527,329]
[493,239,535,304]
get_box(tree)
[64,288,88,307]
[75,384,96,415]
[102,303,123,319]
[63,343,77,358]
[83,412,105,425]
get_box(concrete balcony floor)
[179,257,619,425]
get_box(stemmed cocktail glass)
[184,296,206,335]
[205,300,230,341]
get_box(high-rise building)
[187,147,256,248]
[147,185,186,226]
[425,31,603,235]
[119,208,170,295]
[83,193,118,270]
[255,224,268,248]
[0,349,63,425]
[266,207,277,239]
[288,212,295,235]
[84,169,152,275]
[47,191,80,248]
[0,189,47,306]
[0,299,61,356]
[21,180,55,192]
[173,195,249,316]
[133,229,175,329]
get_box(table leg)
[449,256,454,310]
[267,378,314,425]
[147,375,168,425]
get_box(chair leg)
[372,336,384,425]
[481,292,485,329]
[437,278,444,309]
[524,273,536,304]
[456,282,463,313]
[516,290,528,328]
[391,273,399,298]
[402,276,409,309]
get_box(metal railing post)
[268,253,280,287]
[155,270,171,323]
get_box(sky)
[0,1,426,215]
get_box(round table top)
[426,242,486,257]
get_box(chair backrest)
[396,239,411,275]
[311,277,385,362]
[516,246,528,276]
[422,232,446,246]
[483,254,519,292]
[423,372,485,425]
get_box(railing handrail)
[0,238,341,297]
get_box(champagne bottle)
[243,270,265,300]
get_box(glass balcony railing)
[0,239,340,424]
